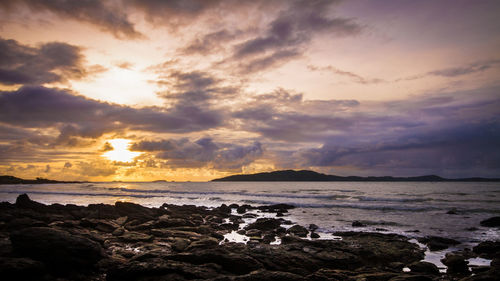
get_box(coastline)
[0,194,498,281]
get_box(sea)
[1,181,499,270]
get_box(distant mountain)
[212,170,500,182]
[0,175,82,185]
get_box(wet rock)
[311,232,320,239]
[417,236,460,251]
[115,216,128,225]
[112,227,125,236]
[245,218,282,231]
[15,194,49,213]
[309,224,319,231]
[185,237,219,251]
[287,225,309,237]
[168,249,263,275]
[245,229,262,237]
[232,269,304,281]
[115,201,155,221]
[10,227,103,269]
[408,261,439,275]
[473,241,500,259]
[171,238,190,252]
[96,220,118,233]
[0,257,46,281]
[119,231,153,242]
[388,275,433,281]
[352,220,366,227]
[480,216,500,227]
[236,205,247,214]
[441,254,470,276]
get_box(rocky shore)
[0,194,498,281]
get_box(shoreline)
[0,194,498,281]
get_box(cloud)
[131,137,263,170]
[398,59,500,81]
[233,0,361,59]
[0,86,225,139]
[308,65,385,84]
[0,37,99,86]
[0,0,142,39]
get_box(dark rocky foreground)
[0,195,498,281]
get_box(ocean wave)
[105,187,350,200]
[356,196,432,203]
[0,190,161,199]
[241,199,441,212]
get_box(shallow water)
[1,181,499,244]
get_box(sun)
[102,139,141,162]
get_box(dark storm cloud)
[0,37,95,85]
[0,0,142,39]
[233,0,361,59]
[0,86,225,139]
[131,138,263,170]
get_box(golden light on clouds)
[102,139,141,163]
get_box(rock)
[171,238,190,252]
[388,275,433,281]
[119,231,153,242]
[95,220,118,233]
[0,257,46,281]
[311,232,320,239]
[167,249,263,275]
[408,261,440,275]
[276,212,285,217]
[112,227,125,236]
[233,269,304,281]
[473,241,500,259]
[480,216,500,227]
[155,217,194,228]
[115,216,128,225]
[115,201,155,221]
[352,220,366,227]
[15,194,49,212]
[245,229,262,237]
[185,237,219,251]
[245,218,282,231]
[287,225,309,237]
[10,227,103,269]
[309,224,319,231]
[447,209,458,215]
[417,236,460,251]
[236,205,247,214]
[441,254,470,276]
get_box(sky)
[0,0,499,181]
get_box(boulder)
[245,218,282,231]
[0,257,46,281]
[441,254,470,276]
[15,194,49,212]
[417,236,460,251]
[10,227,103,269]
[287,225,309,237]
[114,201,155,221]
[119,231,153,242]
[408,261,440,275]
[473,241,500,259]
[352,220,366,227]
[480,217,500,227]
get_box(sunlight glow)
[102,139,141,162]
